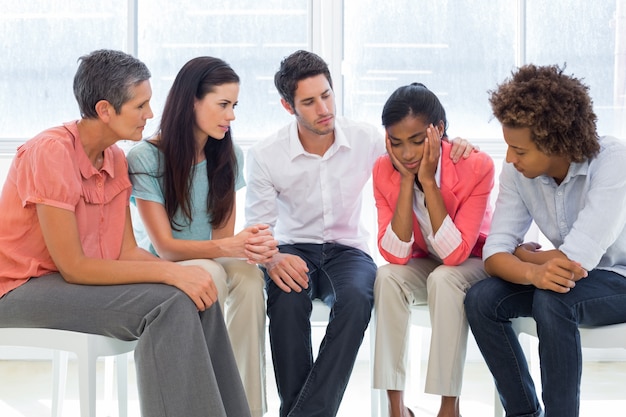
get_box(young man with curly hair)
[465,64,626,417]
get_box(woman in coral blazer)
[372,83,494,417]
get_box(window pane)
[137,0,309,146]
[526,1,626,139]
[343,0,517,151]
[0,0,127,142]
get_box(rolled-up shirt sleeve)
[427,215,462,259]
[558,143,626,270]
[244,146,279,231]
[483,162,534,261]
[380,222,414,259]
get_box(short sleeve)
[234,144,246,191]
[15,137,81,211]
[127,142,165,205]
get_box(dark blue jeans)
[264,243,377,417]
[465,270,626,417]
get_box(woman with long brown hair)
[128,56,276,417]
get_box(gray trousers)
[0,273,251,417]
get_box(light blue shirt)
[127,140,245,256]
[484,136,626,277]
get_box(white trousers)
[180,258,266,417]
[372,257,487,396]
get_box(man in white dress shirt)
[245,50,381,417]
[245,50,472,417]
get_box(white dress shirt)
[245,117,385,254]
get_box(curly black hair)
[489,64,599,162]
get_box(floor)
[1,331,625,417]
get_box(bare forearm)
[421,180,447,234]
[153,237,238,261]
[486,246,588,293]
[514,245,569,265]
[390,177,416,242]
[59,257,180,287]
[484,252,535,285]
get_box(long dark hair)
[157,56,240,230]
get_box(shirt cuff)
[427,215,462,259]
[380,223,414,258]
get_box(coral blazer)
[373,141,495,265]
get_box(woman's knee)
[178,258,228,306]
[178,258,227,280]
[426,266,468,292]
[141,285,201,328]
[219,258,264,290]
[374,264,405,295]
[374,265,391,293]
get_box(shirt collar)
[287,118,351,161]
[565,160,589,180]
[65,121,116,179]
[538,159,588,186]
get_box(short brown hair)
[274,50,333,108]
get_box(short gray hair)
[73,49,151,119]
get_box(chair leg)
[104,356,114,417]
[369,322,379,417]
[378,390,388,416]
[52,350,69,417]
[77,351,97,417]
[526,335,541,393]
[102,354,130,417]
[116,353,129,417]
[493,387,504,417]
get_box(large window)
[343,0,516,147]
[137,0,309,144]
[0,0,308,153]
[1,0,625,156]
[343,0,626,157]
[0,0,128,147]
[525,1,625,137]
